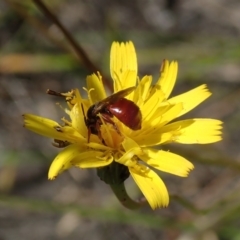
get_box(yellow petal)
[86,73,107,103]
[133,75,152,105]
[48,144,84,180]
[168,84,211,117]
[23,114,85,143]
[133,132,173,147]
[23,114,65,140]
[72,151,113,168]
[143,102,182,136]
[117,149,142,167]
[23,114,59,138]
[59,126,87,143]
[156,60,178,99]
[141,149,194,177]
[121,136,172,162]
[117,138,144,166]
[120,70,138,100]
[130,166,169,209]
[141,88,165,122]
[86,142,112,151]
[157,102,183,127]
[122,137,139,151]
[142,104,176,129]
[110,41,137,91]
[70,101,87,137]
[160,119,223,144]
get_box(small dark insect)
[82,87,142,142]
[52,139,70,148]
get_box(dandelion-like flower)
[23,41,222,210]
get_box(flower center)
[100,122,124,149]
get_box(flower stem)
[110,183,147,210]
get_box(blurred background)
[0,0,240,239]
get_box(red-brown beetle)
[82,87,142,142]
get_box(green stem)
[110,183,147,210]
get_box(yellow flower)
[23,41,222,210]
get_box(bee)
[83,87,142,142]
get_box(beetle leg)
[95,119,106,145]
[100,114,121,135]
